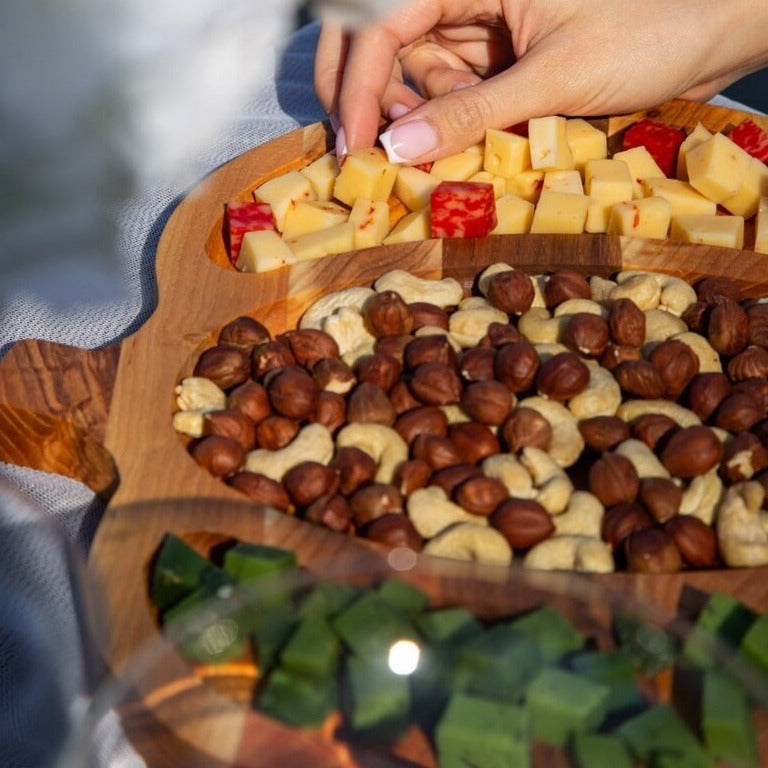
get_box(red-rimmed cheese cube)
[225,201,275,265]
[728,119,768,164]
[430,181,497,238]
[621,119,686,178]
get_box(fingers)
[314,22,349,115]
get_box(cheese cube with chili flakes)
[529,190,589,234]
[755,197,768,254]
[383,208,431,244]
[349,198,390,249]
[506,170,545,203]
[299,152,341,201]
[430,180,497,238]
[720,155,768,218]
[670,214,745,250]
[333,147,398,207]
[641,177,717,217]
[394,165,440,211]
[430,146,484,181]
[483,128,531,177]
[253,170,316,231]
[686,132,750,204]
[236,230,296,273]
[584,158,634,233]
[611,146,665,199]
[676,122,713,180]
[607,197,672,240]
[287,221,356,261]
[565,118,608,172]
[528,115,575,171]
[281,199,349,240]
[492,194,535,235]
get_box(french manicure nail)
[379,120,438,163]
[388,102,411,120]
[335,125,348,162]
[329,111,341,133]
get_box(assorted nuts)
[174,264,768,573]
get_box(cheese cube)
[299,152,341,200]
[670,214,744,250]
[382,207,431,244]
[607,197,672,239]
[236,230,297,273]
[565,118,608,172]
[506,170,545,203]
[281,200,349,240]
[612,146,666,199]
[393,165,440,211]
[530,191,589,234]
[492,194,535,234]
[720,155,768,218]
[333,147,398,206]
[686,132,750,203]
[430,149,484,181]
[584,158,634,233]
[528,116,575,171]
[348,198,391,249]
[676,122,712,180]
[483,128,531,177]
[543,170,584,195]
[754,196,768,254]
[469,170,507,198]
[287,221,356,261]
[254,170,316,231]
[642,177,717,216]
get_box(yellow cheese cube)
[755,196,768,254]
[281,199,349,240]
[349,198,391,249]
[676,122,712,180]
[642,177,717,216]
[393,165,440,211]
[543,170,584,195]
[492,194,535,234]
[483,128,531,177]
[506,170,545,203]
[720,155,768,218]
[612,146,666,198]
[287,221,356,261]
[670,214,744,249]
[333,147,398,206]
[686,132,750,204]
[254,170,316,231]
[529,190,589,234]
[236,230,297,273]
[565,118,608,172]
[469,170,507,198]
[299,152,341,200]
[528,115,574,171]
[584,158,634,233]
[430,149,484,181]
[382,208,431,244]
[607,197,672,239]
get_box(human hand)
[315,0,768,163]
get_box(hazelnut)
[630,413,678,450]
[330,446,377,495]
[746,302,768,347]
[393,459,433,496]
[251,340,296,379]
[624,527,682,573]
[408,302,450,330]
[535,351,590,402]
[601,503,654,549]
[607,298,645,347]
[564,313,610,358]
[404,334,457,370]
[490,498,554,549]
[500,407,553,452]
[227,380,271,424]
[303,494,352,533]
[720,432,768,483]
[733,377,768,411]
[648,339,700,398]
[578,415,630,452]
[696,276,742,304]
[600,344,643,372]
[494,338,540,392]
[664,516,718,569]
[312,357,356,394]
[713,392,764,433]
[409,361,463,406]
[429,464,484,496]
[283,461,341,507]
[614,359,666,399]
[190,435,244,478]
[727,345,768,382]
[364,513,423,550]
[374,334,413,366]
[218,316,270,348]
[659,425,723,478]
[543,270,590,308]
[638,476,682,523]
[312,391,347,433]
[454,475,508,516]
[266,366,319,420]
[458,346,496,382]
[193,345,250,390]
[448,421,501,464]
[226,471,291,511]
[681,301,711,334]
[685,372,731,422]
[486,270,535,314]
[706,297,749,356]
[394,406,448,445]
[254,415,299,450]
[411,433,463,470]
[347,382,397,426]
[278,328,340,367]
[588,452,640,507]
[362,290,414,337]
[460,380,515,426]
[349,483,404,526]
[355,352,402,392]
[389,378,422,414]
[202,409,256,452]
[483,322,520,347]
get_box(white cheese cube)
[382,208,431,244]
[333,147,398,206]
[394,165,440,211]
[299,152,341,200]
[483,128,531,177]
[506,170,545,203]
[349,198,391,249]
[565,118,608,172]
[755,196,768,254]
[584,158,634,233]
[430,149,484,181]
[287,221,356,261]
[254,170,316,231]
[236,230,297,272]
[543,170,584,195]
[469,170,507,198]
[670,214,744,250]
[281,199,349,240]
[492,194,535,234]
[720,155,768,218]
[642,177,717,216]
[528,115,575,170]
[676,122,712,180]
[530,190,589,234]
[612,146,666,199]
[607,197,672,240]
[686,132,750,204]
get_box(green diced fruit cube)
[435,692,529,768]
[509,605,584,662]
[613,613,679,676]
[740,610,768,677]
[526,667,609,747]
[570,732,633,768]
[247,600,297,672]
[416,606,483,647]
[377,578,430,614]
[296,581,362,620]
[411,646,454,730]
[280,617,340,680]
[257,666,338,728]
[223,542,297,582]
[701,670,758,767]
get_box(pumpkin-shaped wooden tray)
[2,99,768,765]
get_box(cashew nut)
[642,309,688,347]
[517,396,585,468]
[172,410,206,437]
[716,482,768,567]
[679,470,723,525]
[616,399,701,428]
[458,296,494,311]
[531,274,548,308]
[175,377,227,412]
[610,273,661,310]
[299,286,375,330]
[407,486,488,538]
[671,331,723,373]
[245,423,334,481]
[523,535,614,573]
[567,363,622,419]
[589,275,617,304]
[534,342,570,361]
[552,298,607,318]
[335,422,408,483]
[440,404,472,424]
[414,325,463,352]
[614,438,670,479]
[552,491,605,538]
[517,308,565,344]
[423,522,512,566]
[374,269,463,307]
[481,454,536,498]
[448,305,509,347]
[520,446,574,515]
[321,306,376,363]
[617,270,696,316]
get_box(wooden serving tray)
[2,99,768,764]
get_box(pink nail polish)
[335,125,348,161]
[379,120,438,163]
[329,111,341,133]
[388,102,411,120]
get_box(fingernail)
[452,80,477,91]
[379,120,438,163]
[329,111,341,133]
[335,125,348,162]
[388,102,411,120]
